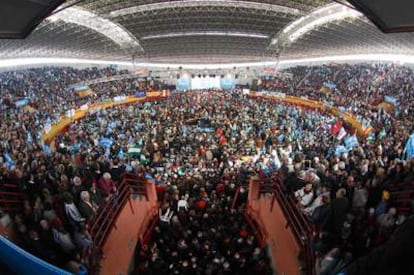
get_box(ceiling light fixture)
[141,31,269,40]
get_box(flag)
[297,140,303,151]
[177,167,184,176]
[104,147,111,160]
[361,119,371,131]
[26,132,33,145]
[335,145,349,156]
[118,148,125,159]
[331,120,342,135]
[337,127,347,140]
[127,145,141,157]
[99,137,113,148]
[384,95,398,106]
[367,132,376,143]
[140,154,150,165]
[3,152,15,167]
[344,135,358,149]
[378,128,386,140]
[403,133,414,160]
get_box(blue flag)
[385,95,398,106]
[335,145,350,156]
[104,147,111,160]
[118,148,125,159]
[99,137,114,148]
[403,133,414,160]
[344,135,358,149]
[378,128,386,140]
[26,132,33,145]
[3,153,15,167]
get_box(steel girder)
[0,0,414,63]
[78,0,329,15]
[116,6,295,37]
[281,18,414,59]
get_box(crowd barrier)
[249,91,373,137]
[42,90,371,143]
[42,91,169,143]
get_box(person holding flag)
[403,127,414,160]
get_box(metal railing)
[0,183,24,214]
[257,172,315,275]
[86,173,153,274]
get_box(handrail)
[140,214,159,247]
[263,175,315,275]
[0,188,25,214]
[245,205,268,249]
[87,173,154,274]
[0,191,24,197]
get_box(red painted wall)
[100,196,156,275]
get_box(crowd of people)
[0,63,413,274]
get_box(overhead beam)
[268,3,362,49]
[109,0,302,18]
[47,7,143,51]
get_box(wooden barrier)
[42,93,168,143]
[250,92,373,137]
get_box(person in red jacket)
[97,172,117,199]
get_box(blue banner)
[323,82,337,89]
[220,77,236,90]
[15,99,29,107]
[177,77,191,91]
[135,91,146,98]
[73,85,89,91]
[385,95,398,106]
